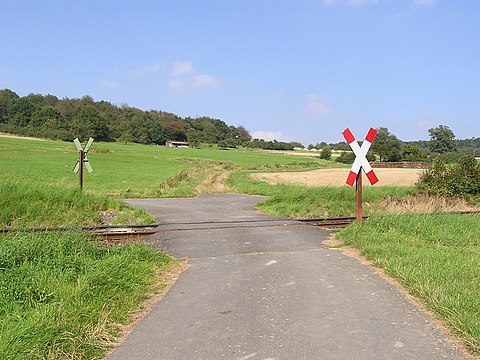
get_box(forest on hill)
[0,89,255,147]
[0,89,302,150]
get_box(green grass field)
[338,213,480,355]
[0,137,326,198]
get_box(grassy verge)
[0,231,177,359]
[0,180,153,228]
[337,213,480,355]
[229,171,416,217]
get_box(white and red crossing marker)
[342,127,379,186]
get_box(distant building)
[166,141,189,148]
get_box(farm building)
[166,141,189,148]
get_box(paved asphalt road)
[108,194,468,360]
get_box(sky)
[1,0,479,145]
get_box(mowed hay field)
[251,168,423,187]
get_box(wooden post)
[356,169,362,222]
[79,150,84,190]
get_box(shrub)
[417,155,480,197]
[335,151,355,164]
[319,146,332,160]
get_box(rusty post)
[79,149,84,190]
[356,169,362,222]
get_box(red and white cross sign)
[342,127,379,186]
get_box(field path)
[108,194,467,360]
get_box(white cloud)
[413,0,436,6]
[127,60,219,92]
[168,60,219,91]
[305,94,333,115]
[130,63,163,77]
[191,74,219,88]
[169,74,219,91]
[169,79,184,91]
[251,131,292,142]
[172,61,194,76]
[101,80,121,89]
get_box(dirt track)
[0,133,46,141]
[250,168,423,187]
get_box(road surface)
[108,194,467,360]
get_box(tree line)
[308,126,479,163]
[0,89,254,147]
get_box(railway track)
[1,211,478,240]
[297,216,366,228]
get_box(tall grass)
[0,180,152,228]
[229,172,415,217]
[338,213,480,354]
[0,231,176,359]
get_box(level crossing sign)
[342,128,379,186]
[341,127,379,222]
[72,137,94,190]
[73,137,94,174]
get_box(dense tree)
[128,115,150,144]
[118,130,134,145]
[145,117,166,145]
[330,142,350,151]
[6,97,37,127]
[402,144,428,162]
[320,146,332,160]
[247,139,294,151]
[235,126,252,143]
[0,89,19,124]
[29,106,62,132]
[163,121,187,141]
[370,127,403,162]
[456,137,480,156]
[290,141,304,149]
[335,151,355,164]
[428,125,457,154]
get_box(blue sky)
[1,0,479,145]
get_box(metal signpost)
[73,137,94,190]
[342,128,378,221]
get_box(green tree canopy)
[370,127,403,162]
[428,125,457,154]
[320,146,332,160]
[402,144,428,162]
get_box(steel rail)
[1,211,478,236]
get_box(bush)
[335,151,355,164]
[319,146,332,160]
[429,151,464,164]
[417,155,480,197]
